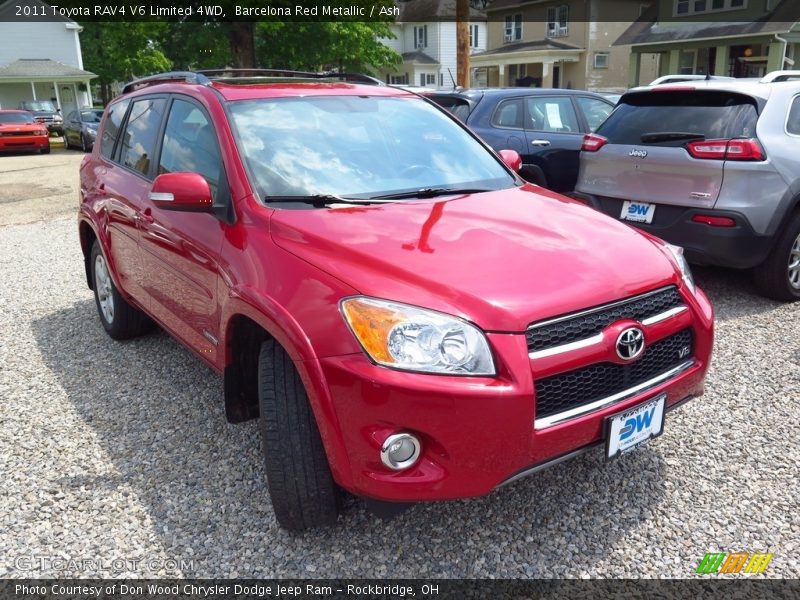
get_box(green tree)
[81,22,171,104]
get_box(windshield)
[0,112,35,124]
[80,109,103,123]
[21,101,56,112]
[229,95,515,200]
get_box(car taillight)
[686,138,765,161]
[581,133,607,152]
[691,214,737,227]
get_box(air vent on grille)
[534,329,693,420]
[527,286,683,352]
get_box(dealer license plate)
[605,394,666,460]
[620,200,656,224]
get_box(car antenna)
[448,68,457,90]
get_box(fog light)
[380,433,421,470]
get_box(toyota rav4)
[78,70,714,530]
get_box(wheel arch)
[78,218,98,290]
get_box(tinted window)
[491,98,524,129]
[526,97,579,132]
[576,96,613,132]
[66,111,77,122]
[428,96,472,122]
[158,99,222,199]
[0,112,35,124]
[99,98,130,159]
[597,91,758,145]
[788,96,800,135]
[81,109,103,123]
[118,98,166,177]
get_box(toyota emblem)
[616,327,645,360]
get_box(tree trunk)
[229,22,256,68]
[456,0,470,88]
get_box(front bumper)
[318,287,714,502]
[572,193,774,269]
[0,134,49,152]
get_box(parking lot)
[0,150,798,578]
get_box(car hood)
[269,185,680,332]
[0,122,39,131]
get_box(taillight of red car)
[581,133,607,152]
[686,138,765,161]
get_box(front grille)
[526,286,683,352]
[534,329,693,420]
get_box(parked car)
[425,88,615,192]
[0,109,50,154]
[78,70,713,529]
[19,100,63,135]
[64,108,104,152]
[574,70,800,301]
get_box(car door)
[65,111,78,145]
[522,95,584,192]
[471,96,527,161]
[136,96,227,364]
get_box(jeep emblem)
[629,149,648,158]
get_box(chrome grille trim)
[533,359,695,429]
[640,305,688,326]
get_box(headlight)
[340,296,496,376]
[86,128,97,138]
[53,115,63,123]
[663,243,695,294]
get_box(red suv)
[78,70,714,529]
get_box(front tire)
[754,211,800,301]
[257,339,340,530]
[90,241,152,339]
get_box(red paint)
[79,79,714,501]
[0,110,49,153]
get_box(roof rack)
[121,69,384,94]
[760,70,800,83]
[121,71,211,94]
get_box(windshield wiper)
[264,194,394,206]
[371,187,492,200]
[640,132,706,143]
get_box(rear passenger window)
[597,91,758,145]
[788,96,800,135]
[158,99,222,199]
[491,99,523,129]
[118,98,167,177]
[576,96,613,132]
[99,98,130,159]
[526,97,579,133]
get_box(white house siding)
[0,21,81,68]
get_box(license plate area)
[604,393,666,460]
[620,200,656,224]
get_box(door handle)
[135,211,155,225]
[530,139,551,146]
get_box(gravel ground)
[0,153,799,578]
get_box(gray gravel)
[1,153,799,578]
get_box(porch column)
[767,40,786,72]
[714,45,728,76]
[30,81,37,99]
[628,51,642,87]
[541,61,554,88]
[668,49,681,74]
[498,64,505,86]
[52,81,61,112]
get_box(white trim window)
[546,5,569,38]
[470,24,480,49]
[593,52,609,69]
[390,74,409,85]
[504,14,522,43]
[414,25,428,49]
[675,0,746,15]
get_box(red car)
[78,70,713,530]
[0,110,50,154]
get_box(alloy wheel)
[94,254,115,323]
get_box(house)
[0,0,96,113]
[616,0,800,86]
[376,0,488,89]
[471,0,658,92]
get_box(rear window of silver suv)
[787,95,800,136]
[596,90,758,145]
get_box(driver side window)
[158,98,222,200]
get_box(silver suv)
[573,70,800,301]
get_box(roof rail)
[760,70,800,83]
[121,71,211,94]
[197,68,384,86]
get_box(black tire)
[754,211,800,301]
[90,241,153,339]
[40,146,50,154]
[257,339,340,530]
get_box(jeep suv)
[78,70,713,529]
[574,71,800,301]
[19,100,63,135]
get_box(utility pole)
[456,0,470,87]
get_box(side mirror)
[498,149,522,172]
[149,172,213,212]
